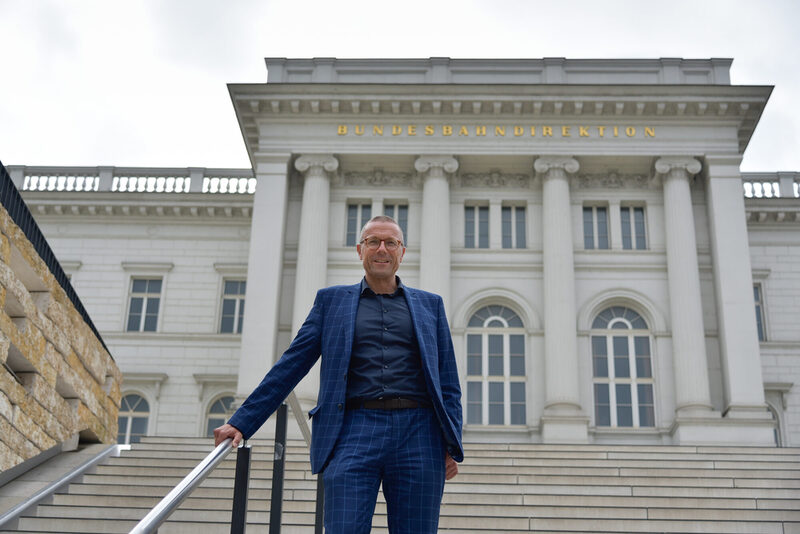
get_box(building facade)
[9,57,800,447]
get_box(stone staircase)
[2,436,799,533]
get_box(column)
[704,155,773,444]
[237,154,292,398]
[290,154,338,408]
[534,156,588,443]
[415,156,457,314]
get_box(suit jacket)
[228,282,464,474]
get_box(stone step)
[527,517,793,533]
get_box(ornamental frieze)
[576,171,656,190]
[457,171,533,189]
[335,169,413,187]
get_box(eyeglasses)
[360,238,403,251]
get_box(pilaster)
[704,155,773,444]
[237,154,292,399]
[534,156,588,443]
[415,156,457,314]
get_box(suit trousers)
[322,406,446,534]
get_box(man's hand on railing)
[213,423,243,447]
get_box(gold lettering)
[392,125,403,136]
[337,125,348,135]
[459,126,469,136]
[579,126,590,137]
[514,126,524,137]
[625,126,636,137]
[543,126,553,137]
[476,126,486,136]
[354,125,364,136]
[613,126,619,137]
[562,126,571,137]
[425,125,435,136]
[597,126,606,137]
[644,127,655,137]
[495,126,506,137]
[443,125,453,136]
[373,125,384,136]
[408,125,417,136]
[530,126,536,136]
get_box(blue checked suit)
[227,282,464,475]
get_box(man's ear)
[356,244,363,259]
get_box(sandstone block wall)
[0,206,121,471]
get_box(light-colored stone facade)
[0,198,121,471]
[8,57,800,449]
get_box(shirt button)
[384,364,389,369]
[337,403,343,410]
[384,327,388,331]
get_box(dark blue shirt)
[346,278,429,402]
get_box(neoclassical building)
[9,57,799,447]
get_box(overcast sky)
[1,0,798,172]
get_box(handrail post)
[230,442,251,534]
[269,403,288,534]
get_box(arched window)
[206,395,236,437]
[466,305,526,426]
[118,394,149,444]
[591,306,654,428]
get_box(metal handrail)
[287,391,311,446]
[0,443,129,530]
[129,438,236,534]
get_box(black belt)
[346,397,431,410]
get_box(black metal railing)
[0,160,109,354]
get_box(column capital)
[294,154,339,174]
[414,155,459,175]
[654,157,702,178]
[534,156,579,176]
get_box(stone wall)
[0,204,121,471]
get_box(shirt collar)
[360,276,405,296]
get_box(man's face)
[357,220,405,281]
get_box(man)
[214,215,463,534]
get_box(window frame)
[219,279,246,334]
[754,283,768,342]
[620,204,648,250]
[125,277,163,333]
[117,392,150,444]
[466,305,527,427]
[501,205,527,249]
[465,204,490,249]
[383,202,409,246]
[346,202,373,246]
[205,394,236,437]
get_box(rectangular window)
[754,284,766,342]
[467,334,482,375]
[346,203,372,246]
[583,206,609,249]
[465,205,489,248]
[220,280,246,334]
[510,382,526,425]
[502,206,526,249]
[384,203,409,245]
[126,278,162,332]
[621,206,647,250]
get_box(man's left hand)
[445,453,458,480]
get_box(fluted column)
[237,154,292,397]
[291,154,338,407]
[656,157,714,418]
[535,156,587,443]
[415,156,457,314]
[704,155,773,443]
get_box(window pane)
[621,207,632,249]
[131,417,148,435]
[592,336,608,377]
[398,205,408,245]
[509,335,525,376]
[467,334,482,375]
[117,416,129,444]
[129,297,143,315]
[488,382,504,425]
[616,384,632,426]
[634,207,646,249]
[148,279,162,294]
[143,314,158,332]
[613,337,630,377]
[464,207,475,248]
[222,298,236,315]
[206,418,225,437]
[362,204,371,223]
[596,207,608,249]
[502,206,512,249]
[132,279,147,293]
[594,384,610,426]
[127,313,141,332]
[221,316,234,333]
[510,382,526,425]
[224,280,239,295]
[583,207,594,249]
[346,204,358,246]
[467,382,482,424]
[488,335,503,376]
[145,298,159,314]
[478,206,489,248]
[638,384,655,427]
[634,337,652,378]
[516,207,526,249]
